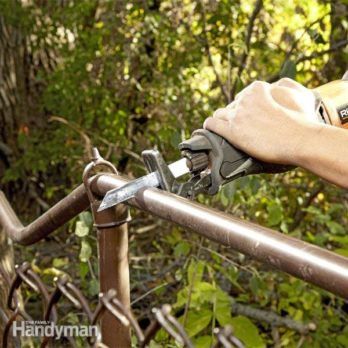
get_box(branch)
[268,39,348,82]
[232,302,316,334]
[284,11,331,62]
[28,183,50,211]
[199,0,230,103]
[230,0,263,99]
[289,182,324,232]
[296,39,348,63]
[49,116,93,159]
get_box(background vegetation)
[0,0,347,347]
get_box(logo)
[12,321,98,340]
[338,103,348,124]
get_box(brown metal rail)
[1,173,348,301]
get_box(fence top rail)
[1,173,348,299]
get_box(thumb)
[203,117,231,140]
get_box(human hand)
[203,78,323,165]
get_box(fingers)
[203,117,232,140]
[211,81,271,124]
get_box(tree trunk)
[0,3,51,343]
[323,1,348,79]
[0,11,26,341]
[0,229,16,347]
[0,14,27,179]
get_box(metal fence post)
[83,149,131,348]
[93,203,131,348]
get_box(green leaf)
[267,201,283,226]
[221,182,236,206]
[220,191,229,207]
[330,235,348,247]
[229,316,265,348]
[182,309,212,337]
[215,288,232,326]
[79,262,89,280]
[187,259,205,286]
[88,278,99,296]
[79,240,92,262]
[174,241,191,257]
[193,282,216,303]
[326,221,345,235]
[192,335,212,348]
[52,257,69,268]
[280,60,296,79]
[223,181,236,198]
[337,332,348,346]
[75,220,89,237]
[79,211,93,226]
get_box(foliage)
[1,0,348,346]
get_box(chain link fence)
[1,155,346,347]
[0,262,244,348]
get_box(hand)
[203,78,323,165]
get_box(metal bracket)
[94,216,132,229]
[83,148,118,203]
[82,147,131,225]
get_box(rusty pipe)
[1,174,348,298]
[91,174,348,299]
[93,202,131,348]
[0,185,90,245]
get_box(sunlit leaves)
[4,1,348,346]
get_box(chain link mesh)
[0,262,244,348]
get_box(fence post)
[93,203,131,348]
[82,149,131,348]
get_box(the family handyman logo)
[12,320,98,339]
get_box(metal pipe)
[92,174,348,299]
[0,186,90,245]
[93,202,131,348]
[1,174,348,299]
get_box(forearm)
[205,77,348,188]
[296,123,348,188]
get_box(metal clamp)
[83,147,132,230]
[82,147,118,203]
[94,215,132,229]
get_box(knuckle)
[276,77,298,89]
[203,117,213,129]
[247,80,268,94]
[278,77,293,84]
[212,107,226,118]
[250,80,265,89]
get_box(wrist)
[291,122,325,168]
